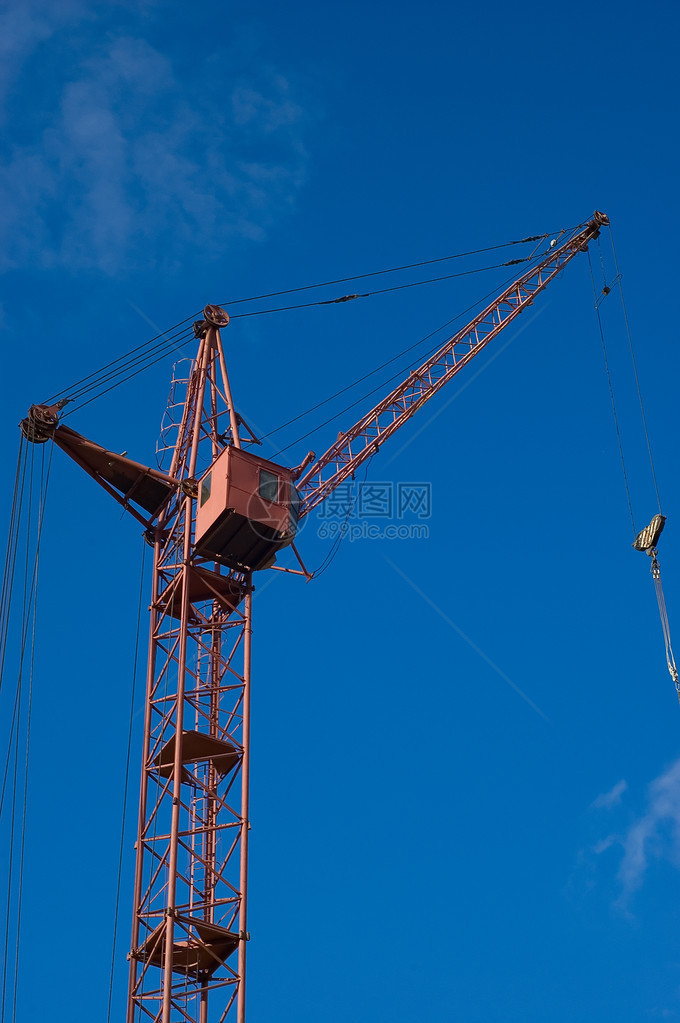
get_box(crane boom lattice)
[298,213,609,514]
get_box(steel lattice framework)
[19,211,609,1023]
[126,324,254,1023]
[297,215,608,514]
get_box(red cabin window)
[259,468,279,504]
[200,471,212,507]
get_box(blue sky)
[2,1,680,1021]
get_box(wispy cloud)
[0,7,312,273]
[590,758,680,911]
[591,778,628,810]
[616,758,680,906]
[0,1,84,112]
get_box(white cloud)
[591,778,628,810]
[0,18,312,273]
[0,2,73,107]
[0,0,90,127]
[596,757,680,909]
[231,79,304,133]
[592,835,617,855]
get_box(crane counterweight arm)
[296,212,609,516]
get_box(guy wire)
[608,226,662,513]
[587,248,636,534]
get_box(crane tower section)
[123,308,263,1023]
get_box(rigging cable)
[651,546,679,699]
[12,440,51,1021]
[310,459,373,579]
[226,251,548,322]
[0,439,28,701]
[1,441,33,1023]
[631,515,679,701]
[216,224,581,308]
[608,227,662,513]
[47,225,582,415]
[107,539,147,1023]
[60,324,198,414]
[43,316,201,406]
[587,248,636,534]
[591,238,677,702]
[0,440,53,1022]
[269,240,557,459]
[61,255,538,415]
[260,236,553,447]
[1,674,20,1023]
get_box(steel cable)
[107,539,147,1023]
[216,223,583,308]
[0,440,28,701]
[0,442,33,1023]
[227,253,544,321]
[310,459,373,579]
[651,553,679,697]
[0,441,52,1023]
[260,247,554,447]
[0,689,20,1023]
[269,240,559,459]
[61,326,197,414]
[62,258,532,413]
[11,441,51,1021]
[48,226,580,416]
[608,226,662,514]
[43,316,202,406]
[587,249,637,534]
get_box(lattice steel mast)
[125,310,253,1023]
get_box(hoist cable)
[11,442,50,1022]
[1,686,20,1023]
[310,459,373,579]
[0,689,21,818]
[228,253,548,322]
[270,242,558,458]
[593,234,673,701]
[650,552,680,700]
[43,315,201,406]
[0,440,29,701]
[62,327,198,416]
[106,540,146,1023]
[46,226,577,414]
[64,254,526,415]
[59,325,197,411]
[0,441,33,1023]
[260,253,550,445]
[608,226,662,514]
[0,441,51,1023]
[271,351,432,457]
[587,249,636,534]
[597,236,608,291]
[217,223,584,308]
[63,322,196,401]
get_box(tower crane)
[20,211,609,1023]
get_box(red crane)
[21,211,608,1023]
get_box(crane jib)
[297,212,608,516]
